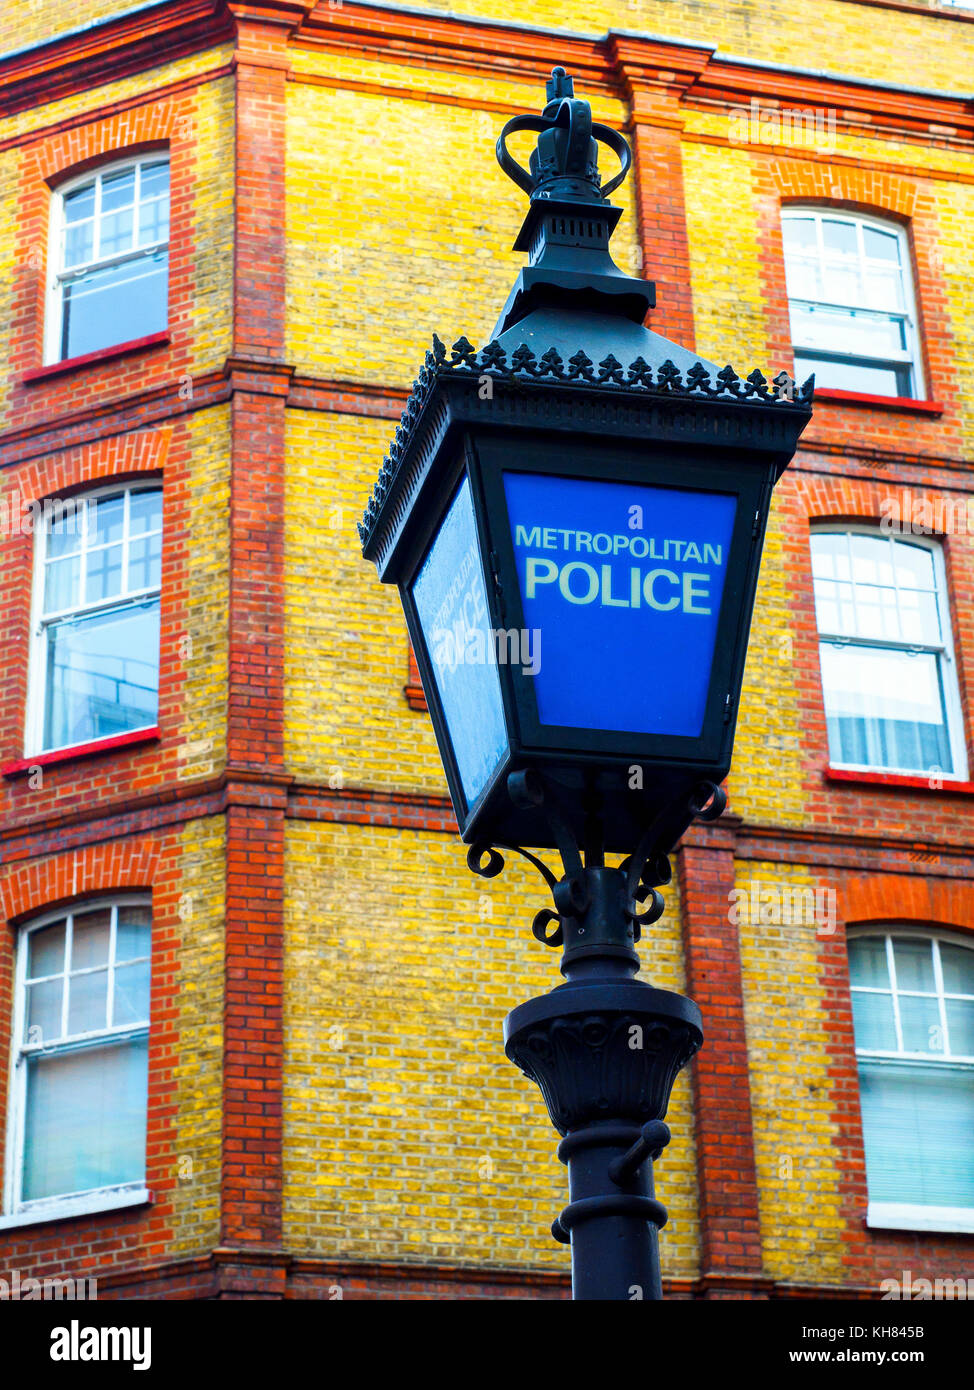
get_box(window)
[28,484,163,756]
[810,528,967,779]
[3,900,151,1222]
[47,156,169,363]
[849,929,974,1231]
[781,209,922,398]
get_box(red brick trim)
[676,823,767,1288]
[1,727,160,779]
[0,0,235,117]
[218,12,292,1251]
[812,389,943,414]
[826,768,974,795]
[405,644,428,712]
[21,333,170,384]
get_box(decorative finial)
[495,66,632,206]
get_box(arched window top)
[849,928,974,1061]
[46,155,170,364]
[781,207,922,399]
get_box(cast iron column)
[503,863,702,1300]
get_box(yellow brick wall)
[170,816,225,1256]
[177,406,230,781]
[735,860,846,1285]
[283,820,700,1278]
[285,407,446,794]
[188,75,235,375]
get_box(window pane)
[783,256,821,301]
[858,1060,974,1207]
[26,979,62,1045]
[822,218,858,256]
[848,937,890,989]
[89,493,125,547]
[67,967,108,1035]
[129,490,162,536]
[851,990,897,1050]
[43,555,81,614]
[892,540,936,591]
[898,994,942,1053]
[791,303,906,358]
[84,543,124,605]
[43,601,160,751]
[127,533,162,592]
[63,221,94,268]
[863,226,900,262]
[139,162,169,198]
[117,906,151,962]
[849,535,892,587]
[22,1038,147,1202]
[99,207,134,257]
[941,944,974,996]
[895,587,941,646]
[100,167,136,213]
[28,921,66,978]
[946,1000,974,1057]
[46,505,84,559]
[138,198,169,247]
[113,961,151,1027]
[795,355,907,397]
[63,182,95,223]
[782,217,817,251]
[892,939,936,993]
[60,251,168,360]
[819,643,952,774]
[70,908,111,970]
[810,533,845,581]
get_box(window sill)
[21,331,170,384]
[826,767,974,795]
[0,1186,152,1231]
[812,388,943,416]
[867,1202,974,1235]
[2,726,160,779]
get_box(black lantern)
[360,67,811,860]
[359,66,813,1301]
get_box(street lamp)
[359,66,812,1300]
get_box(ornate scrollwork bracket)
[467,771,727,953]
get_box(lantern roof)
[359,66,813,562]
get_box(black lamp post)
[359,67,812,1300]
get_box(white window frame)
[782,208,924,399]
[25,480,163,759]
[811,523,968,782]
[2,897,152,1228]
[848,925,974,1234]
[45,154,170,366]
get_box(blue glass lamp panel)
[412,477,508,807]
[504,472,737,737]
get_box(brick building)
[0,0,972,1299]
